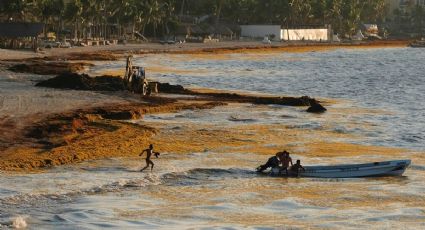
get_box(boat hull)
[410,43,425,48]
[270,160,411,178]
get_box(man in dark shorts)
[256,152,282,173]
[139,144,160,172]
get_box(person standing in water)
[290,159,305,177]
[279,151,293,175]
[139,144,160,172]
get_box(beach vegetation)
[0,0,423,40]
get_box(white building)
[281,28,329,41]
[240,25,282,41]
[241,25,330,41]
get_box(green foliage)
[39,0,64,21]
[412,5,425,35]
[0,0,29,20]
[3,0,420,39]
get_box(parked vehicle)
[59,41,72,48]
[262,36,272,44]
[159,36,176,44]
[40,40,60,48]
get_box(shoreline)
[0,40,410,61]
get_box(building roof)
[212,25,234,35]
[0,22,44,38]
[189,25,208,35]
[175,24,190,35]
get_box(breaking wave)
[12,216,27,229]
[0,175,161,208]
[0,168,255,208]
[161,168,256,186]
[0,215,28,229]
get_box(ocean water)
[1,48,425,229]
[137,47,425,150]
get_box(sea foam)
[12,216,27,229]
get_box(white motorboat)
[269,159,411,178]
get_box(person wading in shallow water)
[290,159,305,177]
[139,144,160,172]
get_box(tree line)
[1,0,422,40]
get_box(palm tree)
[162,0,176,35]
[214,0,225,25]
[109,0,137,38]
[2,0,395,40]
[37,0,64,39]
[341,0,362,37]
[1,0,29,21]
[411,5,425,36]
[142,0,167,37]
[327,0,343,36]
[311,0,327,24]
[361,0,387,23]
[64,0,83,41]
[80,0,99,39]
[289,0,314,26]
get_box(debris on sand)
[306,99,327,113]
[35,73,193,93]
[157,82,189,94]
[35,72,126,91]
[36,73,326,109]
[55,51,119,61]
[14,51,119,62]
[180,91,320,107]
[155,82,322,107]
[8,61,93,75]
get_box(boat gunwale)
[302,159,410,171]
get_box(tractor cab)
[124,56,149,96]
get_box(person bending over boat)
[256,152,282,172]
[290,160,305,176]
[279,151,293,175]
[139,144,160,172]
